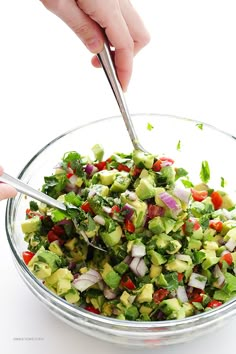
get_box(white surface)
[1,0,236,353]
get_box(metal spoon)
[97,42,147,152]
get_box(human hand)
[0,167,17,201]
[40,0,150,91]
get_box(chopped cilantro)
[87,214,96,232]
[175,167,188,180]
[147,122,154,131]
[200,160,210,183]
[196,123,203,130]
[29,201,39,211]
[176,140,181,151]
[181,179,194,188]
[220,177,225,188]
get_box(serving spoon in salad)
[97,41,147,153]
[1,172,106,252]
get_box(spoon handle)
[97,42,145,151]
[0,172,67,211]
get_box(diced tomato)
[94,161,107,171]
[81,201,93,213]
[47,230,60,243]
[220,253,233,266]
[84,306,100,314]
[147,204,165,219]
[111,205,121,214]
[207,300,222,308]
[120,275,136,290]
[177,273,184,282]
[152,160,162,172]
[117,163,130,172]
[211,191,223,210]
[182,217,201,234]
[131,166,142,176]
[66,173,74,179]
[209,220,223,232]
[153,288,169,304]
[125,220,135,233]
[190,289,204,303]
[191,189,208,202]
[22,251,35,265]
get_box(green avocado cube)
[125,305,139,320]
[135,178,156,200]
[136,284,154,303]
[110,173,131,192]
[101,225,122,247]
[148,250,167,266]
[132,150,154,169]
[21,216,41,234]
[101,263,121,289]
[99,169,117,185]
[29,261,52,279]
[57,279,72,296]
[65,287,80,304]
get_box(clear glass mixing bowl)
[5,114,236,348]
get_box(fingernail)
[86,38,102,53]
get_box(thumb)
[41,0,104,53]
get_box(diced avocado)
[192,227,204,240]
[120,291,132,307]
[148,250,166,266]
[140,305,153,315]
[149,264,162,278]
[65,287,80,304]
[161,166,176,186]
[99,169,117,186]
[114,261,129,275]
[217,190,235,210]
[193,183,209,191]
[125,305,139,320]
[57,278,72,296]
[29,248,61,273]
[89,184,109,197]
[136,284,154,303]
[90,295,105,311]
[188,238,202,250]
[135,178,156,200]
[182,303,194,317]
[159,298,185,319]
[101,263,121,289]
[92,144,104,161]
[155,273,168,287]
[102,302,113,316]
[148,216,165,234]
[46,268,73,286]
[132,150,154,169]
[155,233,172,249]
[49,241,63,256]
[101,225,122,247]
[166,240,182,255]
[110,172,131,193]
[232,252,236,265]
[201,249,219,270]
[21,216,41,234]
[165,259,189,273]
[203,241,219,251]
[120,192,147,228]
[224,227,236,242]
[28,261,52,279]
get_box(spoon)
[97,42,147,152]
[1,172,106,252]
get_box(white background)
[0,0,236,353]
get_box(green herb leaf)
[200,160,210,183]
[196,123,203,130]
[176,140,181,151]
[147,122,154,131]
[163,272,178,291]
[87,214,96,232]
[29,201,39,211]
[181,179,194,188]
[220,177,225,188]
[175,168,188,180]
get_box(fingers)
[119,0,150,55]
[77,0,134,91]
[40,0,104,53]
[0,166,17,200]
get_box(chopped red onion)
[124,190,137,201]
[73,269,102,292]
[159,192,180,211]
[176,286,188,303]
[122,204,135,220]
[104,287,117,300]
[173,186,190,204]
[131,243,146,258]
[188,272,207,290]
[85,164,98,176]
[56,219,72,226]
[213,265,225,287]
[123,255,132,265]
[93,215,105,226]
[225,238,236,251]
[88,189,97,198]
[129,257,148,277]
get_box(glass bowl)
[5,114,236,348]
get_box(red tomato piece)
[211,191,223,210]
[131,166,142,176]
[209,220,223,232]
[220,253,233,266]
[111,205,121,214]
[153,289,169,304]
[81,201,93,213]
[66,173,74,179]
[120,275,136,290]
[84,306,100,314]
[147,204,165,219]
[47,230,60,243]
[207,300,222,308]
[190,289,204,303]
[94,161,107,171]
[177,273,184,282]
[22,251,35,265]
[117,164,130,172]
[191,189,208,202]
[125,220,135,233]
[152,160,162,172]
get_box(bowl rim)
[5,113,236,329]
